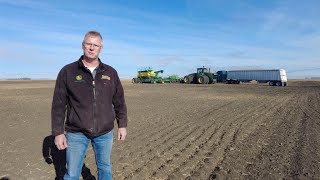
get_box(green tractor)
[132,68,164,84]
[183,66,217,84]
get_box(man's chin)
[84,55,98,60]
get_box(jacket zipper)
[91,68,105,135]
[92,77,97,135]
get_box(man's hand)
[118,128,127,140]
[45,157,53,164]
[54,134,67,150]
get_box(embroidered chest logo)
[76,75,82,81]
[101,75,111,80]
[75,75,85,83]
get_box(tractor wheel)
[197,76,208,84]
[197,76,203,84]
[203,76,209,84]
[132,78,136,83]
[184,76,192,84]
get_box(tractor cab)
[197,67,209,74]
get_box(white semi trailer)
[226,69,288,86]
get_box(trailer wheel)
[269,81,274,86]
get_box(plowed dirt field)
[0,80,319,180]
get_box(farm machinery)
[183,66,217,84]
[132,68,164,83]
[220,69,288,86]
[132,66,287,86]
[163,75,183,83]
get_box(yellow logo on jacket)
[101,75,111,80]
[76,75,82,81]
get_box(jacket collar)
[78,55,106,72]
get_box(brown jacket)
[51,56,127,137]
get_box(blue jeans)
[64,130,113,180]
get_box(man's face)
[82,35,103,60]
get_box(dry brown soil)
[0,80,319,180]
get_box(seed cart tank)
[132,68,164,84]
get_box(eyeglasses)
[83,42,102,48]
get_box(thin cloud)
[0,0,319,79]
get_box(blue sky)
[0,0,319,79]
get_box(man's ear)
[81,41,85,49]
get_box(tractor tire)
[184,76,193,84]
[203,75,209,84]
[132,78,136,83]
[197,76,209,84]
[197,76,204,84]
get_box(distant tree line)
[5,77,32,80]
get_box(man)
[51,31,127,180]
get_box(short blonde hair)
[83,31,103,41]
